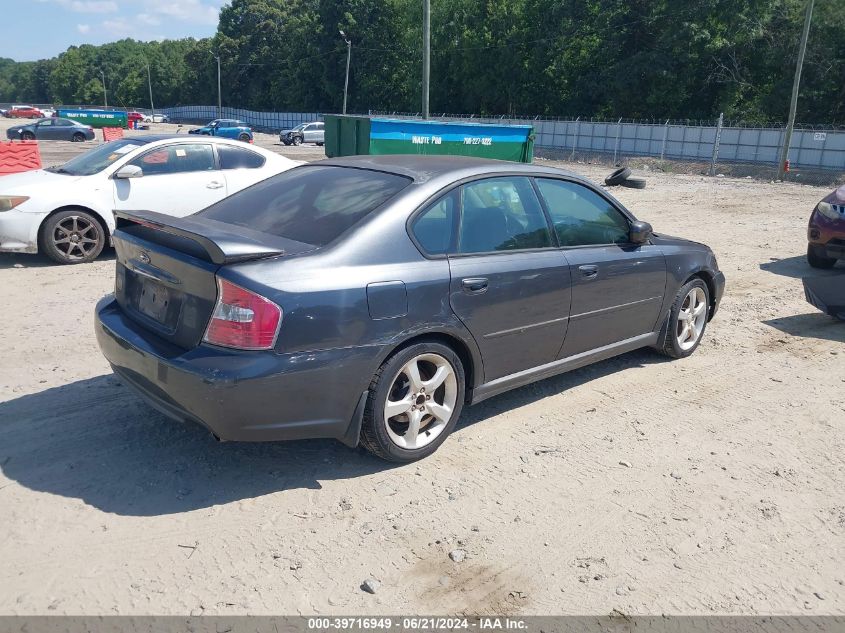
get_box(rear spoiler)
[114,209,313,265]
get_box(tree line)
[1,0,843,124]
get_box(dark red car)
[6,105,44,119]
[807,185,845,268]
[127,111,145,124]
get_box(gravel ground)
[0,121,844,616]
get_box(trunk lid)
[112,209,314,349]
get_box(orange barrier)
[0,140,42,175]
[102,127,124,142]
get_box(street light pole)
[146,64,155,118]
[422,0,430,119]
[340,31,351,115]
[210,52,222,117]
[777,0,814,179]
[100,70,107,108]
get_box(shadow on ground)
[0,250,115,269]
[0,349,663,517]
[759,254,844,280]
[763,312,845,344]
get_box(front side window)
[198,165,412,246]
[412,191,458,255]
[458,177,551,254]
[218,145,265,169]
[129,144,215,176]
[535,179,630,246]
[55,138,146,176]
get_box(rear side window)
[198,165,412,246]
[412,191,458,255]
[218,145,265,169]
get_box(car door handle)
[578,265,599,278]
[206,181,224,189]
[461,277,489,294]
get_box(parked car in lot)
[807,184,845,268]
[280,121,324,146]
[143,113,169,123]
[0,135,297,264]
[189,119,253,142]
[5,105,44,119]
[6,118,95,142]
[94,155,725,462]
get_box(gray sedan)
[95,155,725,462]
[6,118,95,142]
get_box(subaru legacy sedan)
[95,156,725,462]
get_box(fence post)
[709,112,724,176]
[660,119,669,159]
[571,117,580,161]
[613,117,622,164]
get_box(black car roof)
[318,154,580,182]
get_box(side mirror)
[114,165,143,179]
[629,220,653,244]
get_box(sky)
[3,0,225,62]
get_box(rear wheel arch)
[379,331,479,402]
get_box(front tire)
[653,278,710,359]
[40,210,106,264]
[292,135,302,146]
[360,342,465,463]
[807,244,837,269]
[20,131,35,140]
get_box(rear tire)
[71,132,85,142]
[360,342,465,463]
[653,278,710,359]
[238,133,251,142]
[807,244,836,269]
[40,209,106,265]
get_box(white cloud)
[101,17,132,34]
[145,0,219,25]
[53,0,118,12]
[136,13,162,26]
[76,23,91,33]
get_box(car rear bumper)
[95,295,380,445]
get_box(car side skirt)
[470,331,659,404]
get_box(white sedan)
[0,135,297,264]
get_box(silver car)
[280,121,324,146]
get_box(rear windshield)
[197,165,412,246]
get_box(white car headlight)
[0,196,29,212]
[817,201,841,221]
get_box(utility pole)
[422,0,430,119]
[340,31,351,115]
[210,52,222,117]
[100,70,107,108]
[777,0,814,179]
[146,63,155,118]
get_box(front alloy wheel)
[41,210,105,264]
[654,277,710,359]
[360,342,465,462]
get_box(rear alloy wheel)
[360,343,465,462]
[41,210,105,264]
[71,132,85,142]
[654,278,710,359]
[20,131,35,141]
[238,133,251,142]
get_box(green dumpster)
[324,115,534,163]
[57,109,128,129]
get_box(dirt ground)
[0,122,844,616]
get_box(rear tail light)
[203,277,282,350]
